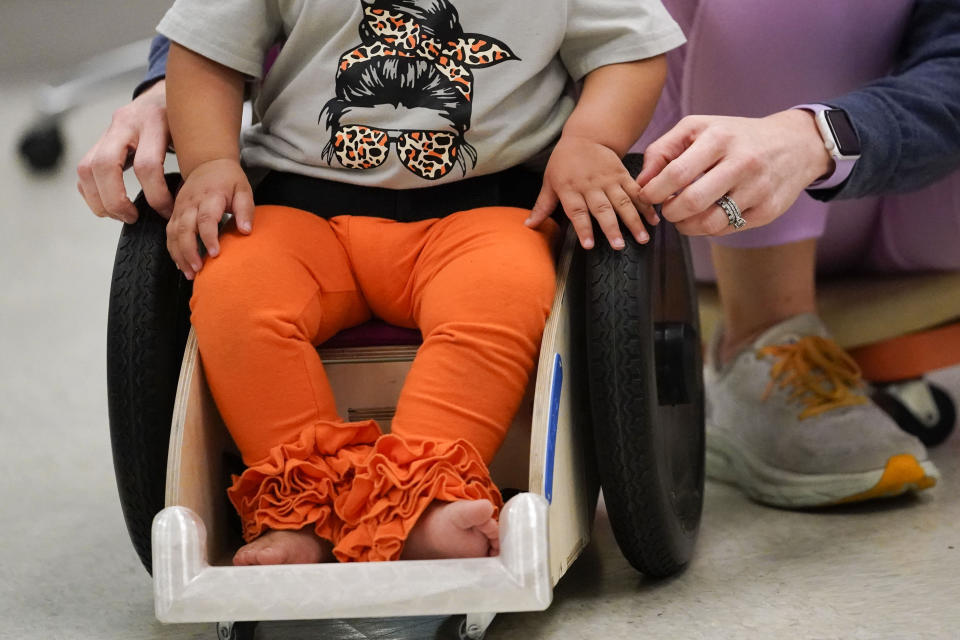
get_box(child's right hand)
[166,158,254,280]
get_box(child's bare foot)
[233,528,333,566]
[401,500,500,560]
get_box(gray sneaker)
[705,313,939,508]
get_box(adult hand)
[635,110,833,236]
[166,158,253,280]
[77,80,174,223]
[526,135,657,251]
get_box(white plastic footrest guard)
[153,492,552,622]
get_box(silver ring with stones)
[717,195,746,229]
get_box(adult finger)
[639,202,660,226]
[659,158,740,225]
[675,188,753,237]
[77,145,123,221]
[558,191,594,249]
[76,176,109,219]
[197,194,226,259]
[232,183,255,234]
[132,121,174,218]
[635,116,708,188]
[709,179,776,236]
[90,130,139,222]
[607,183,648,244]
[640,136,724,213]
[525,184,560,228]
[584,189,624,250]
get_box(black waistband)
[253,167,543,222]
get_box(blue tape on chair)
[543,353,562,504]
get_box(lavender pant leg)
[691,169,960,282]
[865,169,960,273]
[691,193,832,282]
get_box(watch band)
[793,104,857,190]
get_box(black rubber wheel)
[433,615,467,640]
[873,381,956,447]
[585,154,705,578]
[18,121,65,172]
[107,174,189,574]
[217,621,258,640]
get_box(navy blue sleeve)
[811,0,960,202]
[133,35,171,98]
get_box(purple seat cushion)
[319,320,422,349]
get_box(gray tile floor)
[2,80,959,640]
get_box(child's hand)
[166,158,254,280]
[525,136,656,250]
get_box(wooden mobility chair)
[106,156,705,640]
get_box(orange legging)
[190,205,557,561]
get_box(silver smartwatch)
[795,104,861,189]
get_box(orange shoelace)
[758,336,868,420]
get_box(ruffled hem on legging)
[332,434,503,562]
[227,421,381,543]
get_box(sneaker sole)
[706,428,940,508]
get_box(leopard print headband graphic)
[322,1,516,180]
[337,6,517,101]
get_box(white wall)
[0,0,168,81]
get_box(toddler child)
[157,0,684,565]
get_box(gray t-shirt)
[158,0,684,189]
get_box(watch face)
[825,109,861,156]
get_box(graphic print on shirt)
[321,0,518,180]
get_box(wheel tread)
[106,176,190,573]
[586,210,704,578]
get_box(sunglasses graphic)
[331,124,462,180]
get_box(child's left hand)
[525,136,657,250]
